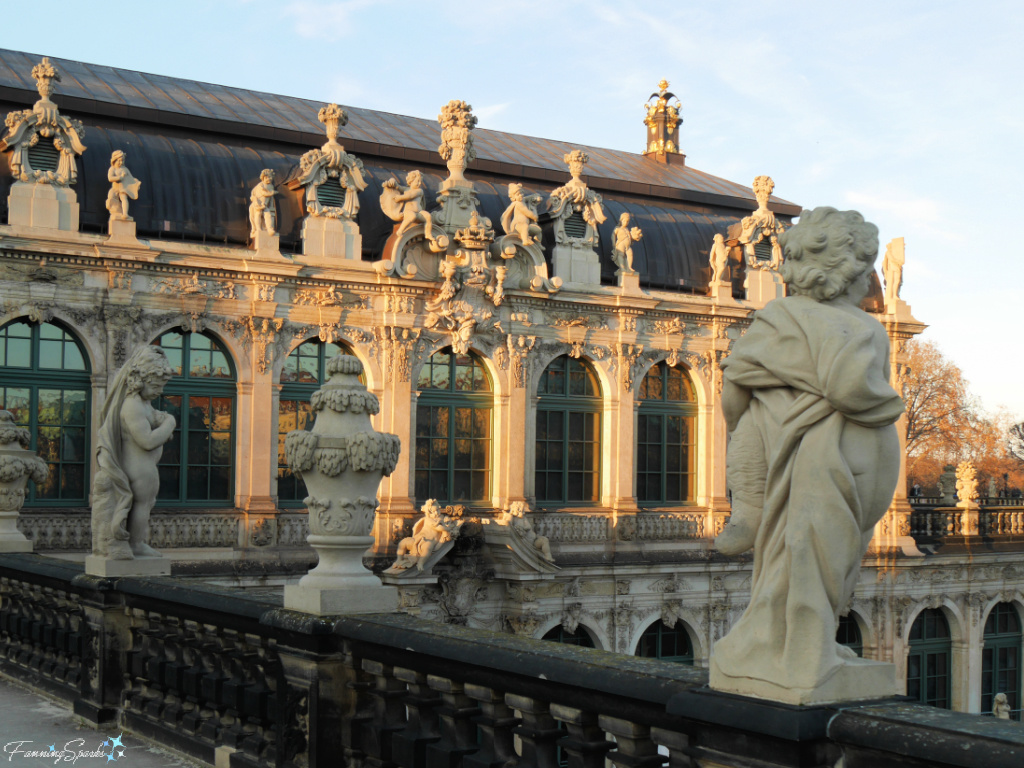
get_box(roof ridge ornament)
[288,102,367,220]
[643,78,682,164]
[437,99,477,186]
[0,56,86,187]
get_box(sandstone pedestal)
[84,555,171,577]
[8,182,79,231]
[617,269,642,294]
[710,279,736,303]
[552,243,601,290]
[301,217,362,266]
[284,535,398,615]
[710,655,900,707]
[251,230,289,262]
[108,218,140,244]
[743,269,784,307]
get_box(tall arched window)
[837,614,863,657]
[637,362,697,504]
[278,339,353,505]
[542,625,595,647]
[0,320,90,504]
[907,609,952,709]
[535,356,601,505]
[982,603,1021,719]
[636,622,694,664]
[154,331,235,505]
[415,348,491,504]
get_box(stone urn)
[0,410,48,552]
[283,355,400,614]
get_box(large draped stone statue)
[711,207,904,705]
[88,346,176,574]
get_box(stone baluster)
[650,726,694,768]
[392,667,442,768]
[361,659,409,768]
[550,704,612,768]
[463,684,517,768]
[341,643,374,768]
[598,716,667,768]
[425,675,481,768]
[505,693,560,768]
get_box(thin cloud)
[282,0,378,41]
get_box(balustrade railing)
[1,553,1023,768]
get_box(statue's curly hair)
[125,346,175,395]
[778,207,878,302]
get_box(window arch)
[982,603,1021,719]
[535,356,601,505]
[0,319,90,504]
[278,338,354,505]
[542,624,595,648]
[637,362,697,504]
[837,614,863,657]
[415,348,491,504]
[907,608,952,709]
[154,331,235,505]
[636,622,694,664]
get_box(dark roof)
[0,49,801,293]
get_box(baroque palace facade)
[1,50,1022,717]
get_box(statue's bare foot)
[131,541,162,558]
[715,519,756,555]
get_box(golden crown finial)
[658,79,669,93]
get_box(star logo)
[106,754,116,763]
[109,735,125,750]
[48,745,56,752]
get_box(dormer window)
[26,139,60,174]
[564,211,587,239]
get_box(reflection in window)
[0,320,90,504]
[278,339,351,504]
[154,331,235,504]
[535,356,601,505]
[415,348,491,504]
[637,362,697,504]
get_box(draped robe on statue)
[713,295,904,693]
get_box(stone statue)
[248,169,277,238]
[955,461,980,509]
[91,346,176,561]
[993,692,1011,720]
[711,207,904,704]
[737,175,785,270]
[497,501,553,562]
[882,237,905,305]
[382,170,435,241]
[709,233,730,284]
[500,183,542,246]
[611,213,643,274]
[106,150,141,225]
[0,410,48,552]
[387,499,465,573]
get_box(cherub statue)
[91,346,176,560]
[612,213,643,273]
[497,501,554,562]
[712,207,904,699]
[248,169,277,239]
[709,233,730,283]
[106,150,141,225]
[500,183,542,246]
[994,692,1011,720]
[381,170,434,241]
[389,499,464,572]
[882,237,905,304]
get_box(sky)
[4,0,1023,415]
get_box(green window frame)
[636,362,697,505]
[982,603,1021,719]
[535,356,601,505]
[415,348,492,505]
[837,614,863,657]
[154,331,236,506]
[907,608,952,709]
[278,339,353,506]
[542,625,595,647]
[636,622,694,664]
[0,319,90,505]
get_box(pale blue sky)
[4,1,1022,415]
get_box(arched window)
[636,622,694,664]
[907,609,952,709]
[637,362,697,504]
[837,614,863,657]
[0,320,90,504]
[415,348,491,504]
[535,356,601,505]
[542,625,595,647]
[278,339,353,505]
[982,603,1021,719]
[154,331,235,505]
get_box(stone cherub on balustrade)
[248,169,278,239]
[386,499,465,574]
[612,213,643,274]
[381,170,448,253]
[106,150,141,227]
[500,183,543,246]
[496,501,554,562]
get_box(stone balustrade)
[2,553,1023,768]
